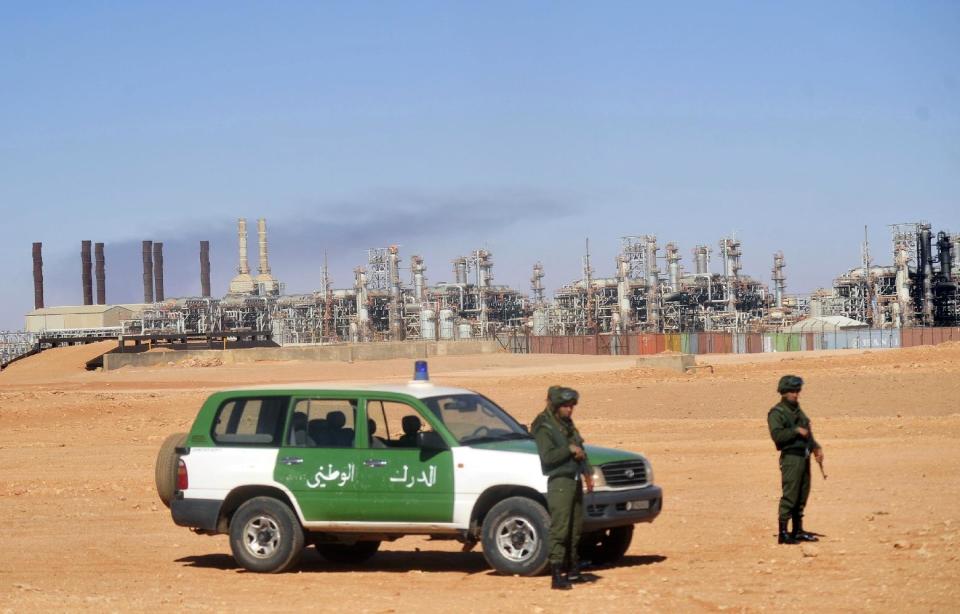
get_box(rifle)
[807,421,827,480]
[816,455,827,480]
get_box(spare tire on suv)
[155,432,187,508]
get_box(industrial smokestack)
[200,240,211,297]
[257,218,270,276]
[142,240,154,303]
[32,242,44,309]
[238,218,250,275]
[95,242,105,305]
[153,242,165,302]
[81,240,93,305]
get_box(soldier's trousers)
[546,476,583,566]
[778,453,811,521]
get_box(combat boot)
[551,564,572,590]
[791,516,819,542]
[778,519,797,544]
[567,561,585,584]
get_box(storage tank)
[439,309,454,340]
[420,309,436,340]
[458,323,472,339]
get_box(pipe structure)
[32,242,44,309]
[95,242,105,305]
[772,251,786,309]
[411,255,427,301]
[894,240,912,326]
[474,249,493,332]
[452,257,468,285]
[81,240,93,305]
[644,236,659,331]
[530,262,545,305]
[200,240,211,297]
[142,240,154,303]
[666,242,681,290]
[388,245,402,340]
[616,254,631,333]
[919,225,934,325]
[720,237,742,279]
[693,245,710,275]
[720,237,741,313]
[153,241,165,302]
[353,266,370,342]
[937,231,954,282]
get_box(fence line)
[499,327,960,356]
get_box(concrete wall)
[103,340,501,370]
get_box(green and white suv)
[156,363,662,575]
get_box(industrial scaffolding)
[812,222,959,328]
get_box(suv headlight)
[584,466,608,491]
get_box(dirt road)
[2,342,958,612]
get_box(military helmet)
[777,374,803,393]
[548,386,579,407]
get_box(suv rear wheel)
[481,497,550,576]
[229,497,305,573]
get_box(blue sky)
[1,2,957,329]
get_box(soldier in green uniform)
[767,375,824,544]
[532,386,595,590]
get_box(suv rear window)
[213,397,289,446]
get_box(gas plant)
[115,219,528,343]
[25,218,959,346]
[543,236,774,334]
[811,222,960,328]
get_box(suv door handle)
[280,456,304,465]
[363,459,388,468]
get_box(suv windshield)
[420,393,531,445]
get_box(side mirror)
[417,431,448,451]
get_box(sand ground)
[1,341,958,612]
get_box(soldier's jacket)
[532,407,593,478]
[768,399,819,454]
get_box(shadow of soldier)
[586,553,668,571]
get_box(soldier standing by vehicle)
[532,386,595,590]
[768,375,824,544]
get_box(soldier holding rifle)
[532,386,594,589]
[767,375,825,545]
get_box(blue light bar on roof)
[413,360,429,381]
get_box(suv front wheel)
[481,497,550,576]
[229,497,305,573]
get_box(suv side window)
[366,400,433,448]
[289,398,358,448]
[212,396,289,446]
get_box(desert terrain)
[1,341,958,612]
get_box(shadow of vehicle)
[176,548,492,574]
